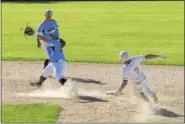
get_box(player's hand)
[106,89,121,96]
[158,54,166,59]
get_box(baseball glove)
[59,38,66,48]
[24,26,35,36]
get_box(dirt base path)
[2,61,184,122]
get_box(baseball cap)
[45,9,52,15]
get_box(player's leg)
[140,92,150,103]
[30,63,54,87]
[133,81,150,103]
[53,59,67,85]
[43,58,55,78]
[43,59,50,69]
[142,80,158,104]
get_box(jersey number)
[47,46,55,56]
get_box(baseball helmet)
[49,30,59,39]
[119,50,131,61]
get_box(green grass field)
[2,104,61,122]
[2,2,184,65]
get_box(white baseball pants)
[41,59,66,80]
[133,79,154,97]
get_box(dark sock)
[59,78,67,85]
[153,93,158,104]
[43,59,50,69]
[38,76,47,85]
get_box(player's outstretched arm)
[34,34,49,43]
[105,80,128,95]
[119,80,128,92]
[144,54,166,60]
[23,26,49,43]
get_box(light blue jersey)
[47,39,65,62]
[37,19,59,39]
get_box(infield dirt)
[2,61,184,122]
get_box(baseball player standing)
[30,29,67,87]
[37,9,66,69]
[106,50,166,104]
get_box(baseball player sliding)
[24,27,67,87]
[37,9,66,69]
[106,51,166,104]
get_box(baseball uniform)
[122,55,153,96]
[41,38,66,81]
[37,19,59,59]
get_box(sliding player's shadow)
[48,76,105,84]
[153,107,184,118]
[66,77,105,85]
[77,96,108,103]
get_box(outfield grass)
[2,104,61,122]
[2,2,184,65]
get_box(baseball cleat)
[59,78,68,86]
